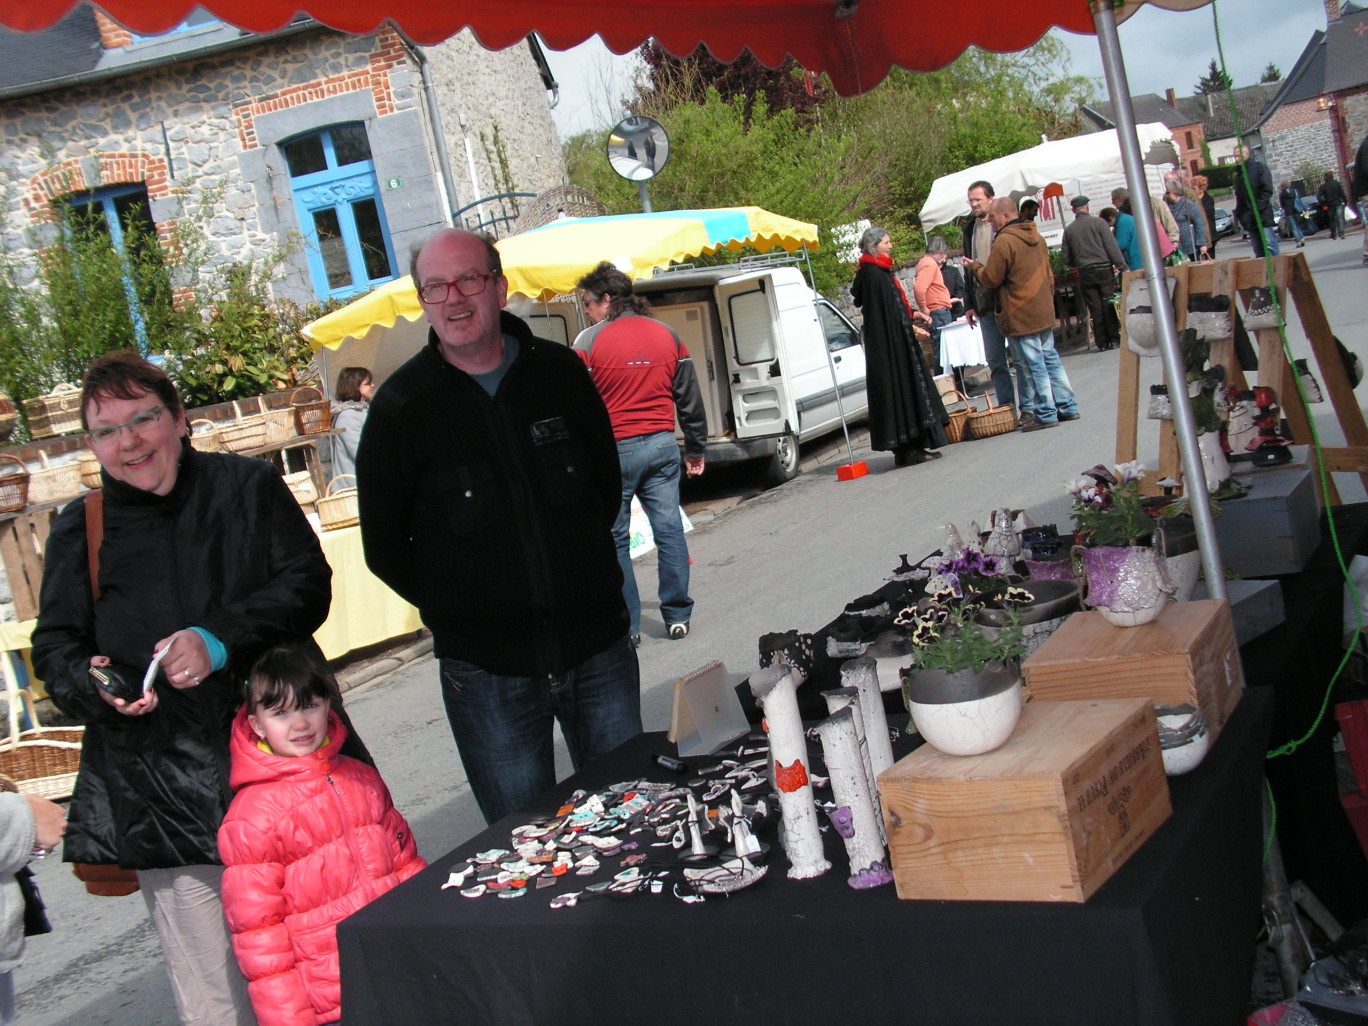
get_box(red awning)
[0,0,1216,96]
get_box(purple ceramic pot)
[1078,544,1175,627]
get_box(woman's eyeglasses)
[87,406,167,448]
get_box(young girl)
[218,646,425,1026]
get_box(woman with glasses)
[30,351,361,1026]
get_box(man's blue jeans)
[978,311,1017,412]
[1250,226,1281,257]
[611,431,693,635]
[929,307,953,372]
[1014,329,1078,424]
[440,638,642,825]
[1285,210,1304,244]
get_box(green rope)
[1209,1,1364,862]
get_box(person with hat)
[1060,195,1127,352]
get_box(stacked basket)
[0,394,17,445]
[189,419,221,453]
[0,687,82,801]
[317,475,358,530]
[23,383,83,439]
[0,455,28,514]
[27,452,82,505]
[291,386,332,436]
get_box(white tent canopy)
[918,123,1181,230]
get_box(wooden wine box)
[879,699,1170,902]
[1022,599,1244,749]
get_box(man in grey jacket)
[1061,195,1127,351]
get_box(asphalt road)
[17,232,1368,1025]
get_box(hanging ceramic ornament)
[815,707,893,889]
[842,657,894,778]
[822,686,883,843]
[749,666,830,880]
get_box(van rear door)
[716,276,792,442]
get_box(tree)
[634,42,822,125]
[1260,63,1282,83]
[1194,59,1232,95]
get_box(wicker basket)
[218,405,270,453]
[942,390,974,444]
[966,399,1018,440]
[189,419,221,453]
[284,470,318,508]
[291,386,332,436]
[0,454,27,514]
[0,394,17,445]
[317,475,358,531]
[23,383,83,439]
[76,451,102,490]
[27,451,82,505]
[236,399,295,445]
[0,687,82,801]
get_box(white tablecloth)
[939,319,986,368]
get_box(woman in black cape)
[851,226,950,466]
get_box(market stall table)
[337,688,1271,1026]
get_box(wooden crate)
[879,698,1171,902]
[1022,599,1244,750]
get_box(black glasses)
[417,272,499,304]
[87,406,168,448]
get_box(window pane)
[284,136,327,177]
[331,125,372,167]
[312,208,352,290]
[352,199,392,281]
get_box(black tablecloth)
[338,688,1272,1026]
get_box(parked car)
[1212,207,1234,237]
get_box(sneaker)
[667,622,690,640]
[1020,415,1057,432]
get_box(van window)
[816,301,859,352]
[728,289,775,364]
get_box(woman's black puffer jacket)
[30,441,331,869]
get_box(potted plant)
[1067,461,1175,627]
[895,581,1033,756]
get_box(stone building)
[0,7,566,308]
[1250,0,1368,189]
[1173,83,1283,168]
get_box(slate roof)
[1082,94,1201,132]
[1250,0,1368,131]
[1174,83,1282,142]
[0,5,101,91]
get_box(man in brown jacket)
[964,196,1079,432]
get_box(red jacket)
[218,709,425,1026]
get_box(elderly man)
[963,180,1025,415]
[355,228,640,826]
[964,197,1079,432]
[913,236,955,373]
[1060,195,1127,351]
[574,261,706,648]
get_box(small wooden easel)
[1115,253,1368,504]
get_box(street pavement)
[17,232,1368,1025]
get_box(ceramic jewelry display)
[822,686,884,842]
[750,666,831,880]
[842,657,894,778]
[815,706,893,889]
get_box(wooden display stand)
[879,698,1171,903]
[1115,254,1368,504]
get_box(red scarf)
[859,252,916,321]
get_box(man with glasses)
[355,229,639,826]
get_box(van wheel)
[761,432,801,487]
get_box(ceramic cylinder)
[815,707,893,889]
[842,657,894,778]
[822,686,884,842]
[1197,431,1231,494]
[750,666,830,880]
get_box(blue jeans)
[1250,226,1281,257]
[978,311,1016,412]
[1014,329,1078,423]
[440,638,642,825]
[611,431,692,635]
[1284,210,1303,243]
[928,307,953,372]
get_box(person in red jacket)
[218,646,425,1026]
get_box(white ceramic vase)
[902,660,1023,757]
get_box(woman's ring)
[192,675,200,685]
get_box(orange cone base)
[837,461,869,481]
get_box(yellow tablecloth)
[0,524,422,682]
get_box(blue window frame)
[64,184,160,352]
[283,124,398,302]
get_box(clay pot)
[902,659,1022,757]
[1077,543,1175,628]
[1157,516,1201,603]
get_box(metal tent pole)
[1091,3,1227,601]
